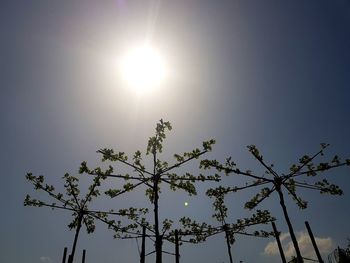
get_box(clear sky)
[1,1,350,263]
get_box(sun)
[119,45,167,93]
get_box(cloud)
[40,256,53,263]
[264,231,334,260]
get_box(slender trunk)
[140,226,146,263]
[154,176,162,263]
[152,142,162,263]
[175,230,180,263]
[305,221,324,263]
[223,224,234,263]
[272,222,287,263]
[68,211,83,263]
[276,186,303,263]
[219,202,233,263]
[81,249,86,263]
[62,247,68,263]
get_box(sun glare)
[119,45,167,93]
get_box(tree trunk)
[175,229,180,263]
[62,247,68,263]
[276,186,303,263]
[154,176,162,263]
[271,222,287,263]
[223,224,234,263]
[305,221,324,263]
[81,249,86,263]
[140,225,146,263]
[68,211,83,263]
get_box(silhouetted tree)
[201,143,350,263]
[86,119,218,263]
[209,187,274,263]
[25,170,146,263]
[176,186,274,263]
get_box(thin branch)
[165,232,216,243]
[133,220,156,236]
[33,183,76,210]
[145,250,156,256]
[88,170,154,188]
[284,146,328,179]
[29,202,78,212]
[84,209,137,217]
[160,178,193,192]
[107,178,153,199]
[288,181,321,191]
[89,208,156,237]
[118,235,144,239]
[249,151,279,178]
[97,149,154,177]
[66,179,81,209]
[161,150,208,174]
[226,180,270,193]
[161,173,219,181]
[282,184,307,208]
[81,175,102,208]
[232,219,275,230]
[117,234,157,242]
[90,213,142,237]
[88,172,145,181]
[210,163,273,182]
[147,235,156,243]
[233,231,269,238]
[162,251,175,256]
[249,185,276,208]
[28,201,142,218]
[290,162,347,179]
[168,216,274,241]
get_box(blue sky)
[1,1,350,263]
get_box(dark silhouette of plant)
[175,185,274,263]
[343,239,350,260]
[328,241,350,263]
[201,143,350,263]
[209,188,274,263]
[25,169,146,263]
[86,119,218,263]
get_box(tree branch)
[285,145,329,179]
[66,178,81,209]
[97,149,154,177]
[161,150,208,174]
[32,182,76,210]
[209,163,273,182]
[248,148,279,178]
[226,180,270,193]
[290,162,348,179]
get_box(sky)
[1,0,350,263]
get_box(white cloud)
[279,232,291,242]
[264,231,334,260]
[40,256,53,263]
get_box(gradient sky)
[1,1,350,263]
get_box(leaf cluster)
[25,170,147,237]
[204,143,348,211]
[176,209,274,244]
